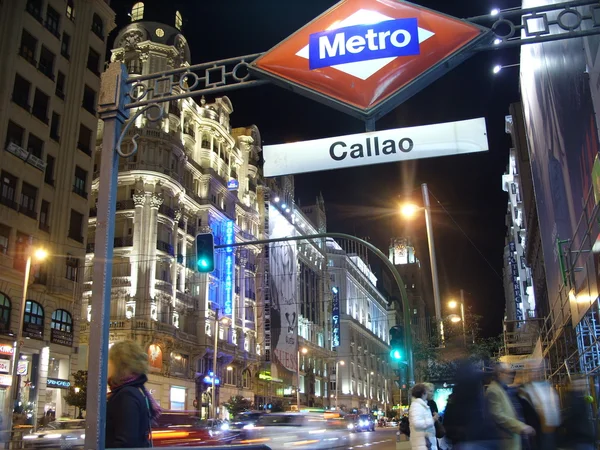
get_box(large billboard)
[520,0,600,327]
[269,208,299,372]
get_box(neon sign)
[332,286,341,348]
[224,220,235,316]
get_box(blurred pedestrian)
[559,377,595,450]
[106,340,161,448]
[486,363,535,450]
[518,370,560,450]
[425,383,447,445]
[444,361,499,450]
[409,383,438,450]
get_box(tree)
[225,395,252,417]
[64,370,88,417]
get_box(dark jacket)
[428,399,439,415]
[560,391,595,446]
[106,375,151,448]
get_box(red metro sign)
[251,0,491,120]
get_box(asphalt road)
[346,427,410,450]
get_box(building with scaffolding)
[517,0,600,384]
[501,107,540,359]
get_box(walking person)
[559,377,595,450]
[486,364,535,450]
[409,383,438,450]
[106,340,161,448]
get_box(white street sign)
[263,118,489,177]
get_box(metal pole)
[85,62,129,450]
[296,348,301,409]
[460,289,467,347]
[212,310,219,420]
[216,232,415,385]
[8,255,31,424]
[421,184,443,345]
[335,361,339,410]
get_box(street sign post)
[263,117,488,177]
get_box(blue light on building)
[224,220,235,316]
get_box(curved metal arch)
[116,103,164,158]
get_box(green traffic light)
[199,259,208,268]
[391,349,402,360]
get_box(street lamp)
[448,290,469,346]
[400,183,444,344]
[335,360,345,410]
[10,246,48,419]
[297,347,308,409]
[211,313,229,420]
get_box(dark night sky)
[111,0,522,337]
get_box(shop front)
[0,343,13,417]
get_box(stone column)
[131,191,146,301]
[148,193,163,301]
[179,214,188,293]
[171,209,181,303]
[238,253,247,329]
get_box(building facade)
[327,238,393,413]
[0,0,114,425]
[79,4,263,419]
[501,118,538,356]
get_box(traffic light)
[389,325,405,361]
[195,233,215,273]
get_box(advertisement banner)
[520,0,600,327]
[332,287,341,348]
[263,118,488,177]
[269,208,298,372]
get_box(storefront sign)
[263,118,488,177]
[148,344,163,371]
[0,344,14,356]
[224,220,235,316]
[0,374,12,386]
[258,372,283,383]
[227,179,239,191]
[0,360,10,374]
[332,286,341,348]
[17,360,29,376]
[47,378,71,389]
[23,322,43,340]
[50,329,73,347]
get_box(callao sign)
[252,0,490,119]
[263,118,488,177]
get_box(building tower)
[80,2,264,417]
[0,0,114,424]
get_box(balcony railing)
[157,240,174,255]
[183,127,195,139]
[114,236,133,247]
[169,101,181,117]
[20,206,38,220]
[158,204,176,220]
[0,196,18,211]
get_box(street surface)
[346,427,410,450]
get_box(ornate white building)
[79,4,263,418]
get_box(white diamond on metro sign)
[295,9,435,80]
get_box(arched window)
[23,300,44,339]
[175,11,183,30]
[91,13,104,39]
[0,293,11,332]
[66,0,75,21]
[51,309,73,333]
[131,2,144,21]
[242,369,251,389]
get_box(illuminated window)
[131,2,144,21]
[175,11,183,30]
[51,309,73,333]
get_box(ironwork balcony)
[158,204,176,219]
[169,101,181,117]
[157,240,174,256]
[114,236,133,248]
[0,195,18,211]
[183,126,195,139]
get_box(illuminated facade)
[501,111,538,356]
[79,4,263,418]
[327,239,393,412]
[0,0,114,424]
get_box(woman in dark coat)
[106,340,161,448]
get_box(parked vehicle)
[346,413,376,432]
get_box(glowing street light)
[448,300,458,309]
[400,203,420,219]
[491,8,500,15]
[493,65,502,74]
[449,314,462,323]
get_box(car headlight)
[243,424,255,430]
[220,423,230,431]
[347,424,354,430]
[23,435,38,440]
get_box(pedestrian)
[106,340,161,448]
[559,377,595,450]
[486,363,535,450]
[443,361,500,450]
[409,383,438,450]
[425,383,447,445]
